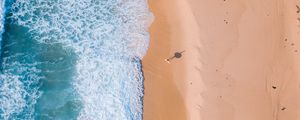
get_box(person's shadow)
[165,50,185,63]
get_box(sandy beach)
[143,0,300,120]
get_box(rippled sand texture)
[143,0,300,120]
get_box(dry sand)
[143,0,300,120]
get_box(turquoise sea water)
[0,0,153,120]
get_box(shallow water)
[0,0,153,119]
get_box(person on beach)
[164,51,185,63]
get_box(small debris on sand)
[291,43,295,46]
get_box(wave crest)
[9,0,153,119]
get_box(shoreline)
[142,0,187,119]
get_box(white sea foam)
[10,0,153,119]
[0,60,42,120]
[0,0,4,32]
[0,0,5,51]
[0,74,26,120]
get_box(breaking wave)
[0,0,153,119]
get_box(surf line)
[0,0,6,56]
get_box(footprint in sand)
[224,20,229,24]
[283,38,298,53]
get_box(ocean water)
[0,0,153,120]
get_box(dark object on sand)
[174,52,183,58]
[272,86,277,89]
[281,107,286,111]
[165,51,185,63]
